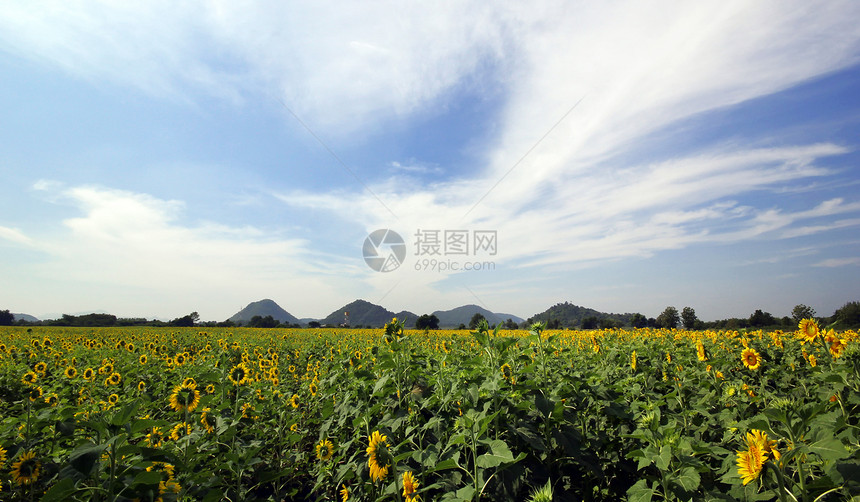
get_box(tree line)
[2,301,858,330]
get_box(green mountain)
[319,299,417,328]
[12,313,39,323]
[432,305,524,328]
[229,299,300,325]
[526,302,635,328]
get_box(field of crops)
[0,319,858,501]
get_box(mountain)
[319,299,417,328]
[526,302,635,328]
[229,299,300,325]
[432,305,524,328]
[12,313,39,323]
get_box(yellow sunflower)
[34,361,47,374]
[29,386,43,402]
[64,366,77,379]
[228,362,250,386]
[21,371,38,386]
[316,439,334,461]
[630,351,637,371]
[138,381,146,392]
[402,471,419,502]
[44,393,59,406]
[139,354,148,365]
[741,347,762,370]
[736,443,766,485]
[500,363,514,383]
[146,427,164,447]
[107,372,122,386]
[309,382,318,397]
[340,484,349,501]
[200,408,216,434]
[169,422,192,441]
[0,445,7,465]
[798,318,819,344]
[367,430,390,482]
[83,367,95,380]
[169,382,201,413]
[696,340,707,362]
[11,451,41,486]
[746,430,780,462]
[205,383,215,394]
[290,394,300,408]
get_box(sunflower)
[746,430,780,462]
[741,348,762,370]
[402,471,419,501]
[83,367,95,380]
[21,371,38,386]
[138,381,146,392]
[205,383,215,394]
[798,318,819,344]
[340,484,349,501]
[44,393,59,406]
[107,372,122,386]
[228,363,250,386]
[29,386,43,402]
[736,443,766,485]
[169,422,192,441]
[315,439,335,461]
[696,340,706,362]
[829,336,847,358]
[146,427,164,447]
[808,354,817,368]
[290,423,299,432]
[630,351,637,371]
[139,354,148,365]
[174,353,186,366]
[309,382,318,397]
[500,363,513,383]
[290,394,300,408]
[367,430,390,482]
[0,445,7,465]
[169,382,201,413]
[182,377,196,387]
[64,366,77,379]
[34,361,47,374]
[126,343,135,353]
[11,451,41,485]
[200,408,216,434]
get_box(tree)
[468,313,486,330]
[791,304,816,324]
[547,318,561,329]
[656,306,680,329]
[170,312,199,327]
[581,316,598,329]
[834,301,860,327]
[248,315,279,328]
[630,313,648,328]
[308,321,321,328]
[0,310,14,325]
[681,307,698,330]
[749,309,776,328]
[503,318,518,330]
[415,314,440,330]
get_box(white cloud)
[813,257,860,267]
[0,226,33,246]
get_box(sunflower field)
[0,318,858,501]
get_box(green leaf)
[475,439,516,468]
[809,437,848,461]
[654,445,672,470]
[674,466,701,491]
[455,485,476,501]
[626,479,655,502]
[41,478,78,502]
[132,470,163,485]
[68,443,109,477]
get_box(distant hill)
[229,299,300,325]
[526,302,635,328]
[319,299,417,328]
[432,304,524,328]
[12,313,39,323]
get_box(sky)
[1,1,859,322]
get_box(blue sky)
[1,1,859,322]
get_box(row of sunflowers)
[0,318,857,501]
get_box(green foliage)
[0,322,858,501]
[656,306,680,329]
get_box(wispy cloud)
[0,226,33,246]
[813,257,860,267]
